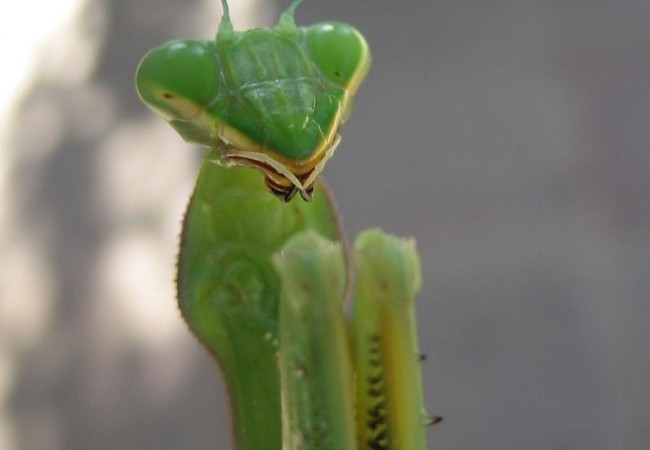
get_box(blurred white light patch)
[0,239,54,351]
[1,3,87,449]
[94,119,196,349]
[0,0,87,143]
[96,118,195,220]
[96,233,185,346]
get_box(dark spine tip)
[427,415,444,426]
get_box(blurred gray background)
[2,0,649,449]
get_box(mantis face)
[136,0,370,201]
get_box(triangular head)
[136,0,371,201]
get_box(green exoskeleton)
[352,230,437,450]
[272,231,356,449]
[136,0,370,201]
[136,2,435,450]
[177,163,345,450]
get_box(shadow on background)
[2,0,650,449]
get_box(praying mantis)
[136,1,436,449]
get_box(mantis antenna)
[278,0,304,29]
[218,0,234,36]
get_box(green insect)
[137,2,435,449]
[136,0,370,201]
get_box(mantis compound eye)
[136,40,220,120]
[305,22,371,92]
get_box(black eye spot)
[162,92,174,99]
